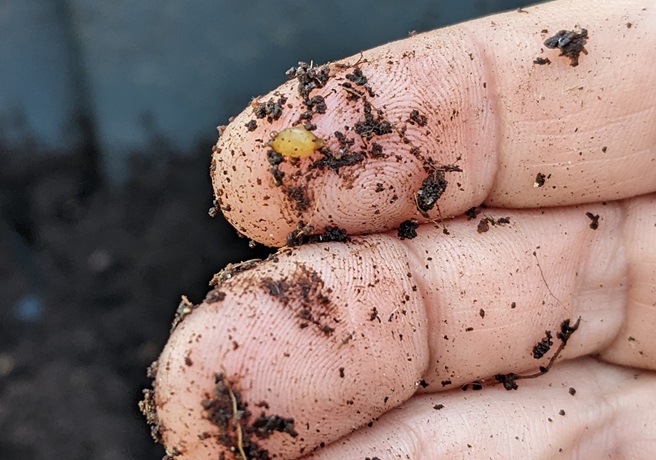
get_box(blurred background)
[0,1,531,458]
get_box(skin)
[152,1,656,458]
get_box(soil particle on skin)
[245,120,258,132]
[344,67,376,97]
[284,185,311,213]
[493,317,581,391]
[298,95,328,123]
[162,450,182,460]
[340,81,365,101]
[267,150,285,186]
[532,330,554,359]
[370,142,386,159]
[543,27,589,67]
[415,170,447,214]
[397,219,419,240]
[569,387,576,395]
[139,388,162,443]
[202,373,298,460]
[286,62,330,101]
[205,289,227,304]
[477,218,489,233]
[309,147,364,173]
[433,404,444,410]
[585,212,600,230]
[169,295,197,332]
[354,102,393,140]
[465,206,483,220]
[253,95,288,122]
[285,222,349,247]
[146,360,159,380]
[495,373,519,391]
[305,95,327,114]
[533,57,552,65]
[476,216,511,233]
[260,263,337,335]
[208,199,220,218]
[557,318,580,344]
[415,165,462,216]
[209,259,262,287]
[534,172,550,187]
[369,307,382,322]
[333,130,356,159]
[408,110,428,126]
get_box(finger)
[309,358,656,459]
[148,197,655,458]
[599,194,656,368]
[212,0,656,247]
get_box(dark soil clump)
[543,28,589,67]
[397,219,419,240]
[286,62,330,101]
[533,57,551,65]
[253,95,288,122]
[285,223,349,247]
[415,165,462,216]
[201,372,298,460]
[585,212,600,230]
[354,102,393,140]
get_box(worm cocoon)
[268,126,324,158]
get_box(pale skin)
[151,0,656,458]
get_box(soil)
[0,143,269,459]
[543,28,589,67]
[200,372,297,460]
[397,219,419,240]
[585,212,600,230]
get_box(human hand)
[142,0,656,458]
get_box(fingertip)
[150,239,431,458]
[212,41,497,246]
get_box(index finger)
[212,0,656,247]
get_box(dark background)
[0,1,531,458]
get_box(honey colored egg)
[267,126,324,158]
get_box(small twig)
[223,372,247,460]
[533,250,561,305]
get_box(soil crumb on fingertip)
[285,223,349,247]
[397,219,419,240]
[253,95,288,123]
[543,27,589,67]
[585,212,600,230]
[408,109,428,126]
[267,150,285,186]
[260,264,337,335]
[476,216,511,234]
[533,57,552,65]
[532,330,554,359]
[534,172,550,187]
[202,373,298,460]
[139,388,162,443]
[285,62,330,101]
[170,295,197,332]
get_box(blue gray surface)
[1,0,531,183]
